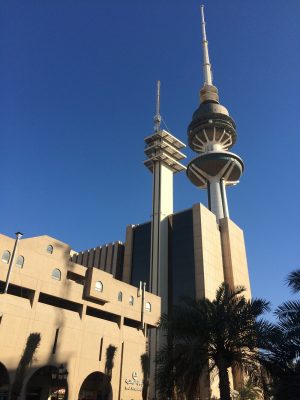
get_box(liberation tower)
[186,5,244,221]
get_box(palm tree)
[260,269,300,399]
[275,270,300,348]
[156,283,271,400]
[259,321,300,399]
[236,378,263,399]
[286,270,300,294]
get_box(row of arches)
[0,363,112,400]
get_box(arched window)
[52,268,61,281]
[47,245,53,254]
[16,255,24,268]
[129,296,134,306]
[118,291,123,302]
[1,250,11,264]
[145,302,151,312]
[95,281,103,292]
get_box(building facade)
[0,234,160,400]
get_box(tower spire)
[200,5,213,86]
[154,80,161,132]
[199,5,219,103]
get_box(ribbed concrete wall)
[71,242,124,279]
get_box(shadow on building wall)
[10,333,41,400]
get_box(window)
[145,302,151,312]
[47,245,53,254]
[129,296,134,306]
[52,268,61,281]
[118,291,123,302]
[16,255,24,268]
[95,281,103,292]
[1,250,11,264]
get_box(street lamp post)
[51,364,68,400]
[3,232,23,294]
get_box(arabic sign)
[124,372,143,392]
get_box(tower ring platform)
[186,151,244,188]
[188,103,237,152]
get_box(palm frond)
[286,270,300,294]
[276,300,300,319]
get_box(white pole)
[3,232,23,294]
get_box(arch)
[95,281,103,292]
[16,255,24,268]
[25,365,68,400]
[52,268,61,281]
[78,372,112,400]
[0,362,10,400]
[117,291,122,302]
[47,245,53,254]
[1,251,11,264]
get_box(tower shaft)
[150,162,173,308]
[148,162,173,399]
[144,127,186,398]
[209,179,229,220]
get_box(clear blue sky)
[1,0,299,313]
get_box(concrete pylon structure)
[186,5,244,221]
[144,81,186,398]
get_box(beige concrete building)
[119,202,251,399]
[0,233,160,400]
[125,204,250,305]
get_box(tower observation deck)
[186,5,244,221]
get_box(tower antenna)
[154,80,162,132]
[200,5,213,86]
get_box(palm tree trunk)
[217,358,231,400]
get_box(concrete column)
[149,162,173,399]
[209,180,224,220]
[220,179,229,218]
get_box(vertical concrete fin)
[94,247,101,269]
[82,251,89,267]
[123,225,134,283]
[192,203,205,299]
[99,245,107,270]
[87,249,95,268]
[106,243,113,273]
